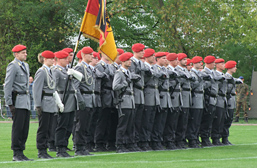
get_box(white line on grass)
[1,142,257,164]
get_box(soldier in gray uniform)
[211,58,227,146]
[112,52,135,153]
[186,56,205,148]
[141,49,162,150]
[128,43,145,151]
[174,53,192,149]
[223,61,242,145]
[53,50,82,157]
[94,53,115,151]
[33,51,59,159]
[4,45,33,161]
[199,56,218,147]
[73,47,95,155]
[164,53,181,150]
[151,52,170,150]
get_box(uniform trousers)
[94,107,112,144]
[90,107,101,144]
[200,104,216,139]
[222,109,234,138]
[11,109,30,151]
[107,108,118,145]
[175,107,189,143]
[37,112,54,150]
[186,109,203,141]
[55,112,75,147]
[134,104,144,143]
[151,108,167,142]
[48,114,57,147]
[211,107,225,139]
[141,106,156,142]
[163,107,180,143]
[116,109,134,145]
[74,108,93,146]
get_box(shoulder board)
[58,68,62,71]
[101,62,105,66]
[83,64,87,68]
[158,67,161,70]
[132,59,136,63]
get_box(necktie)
[22,62,27,72]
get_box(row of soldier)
[4,43,241,161]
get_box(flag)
[80,0,117,61]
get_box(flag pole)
[62,31,82,104]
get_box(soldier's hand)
[58,103,64,112]
[9,105,15,118]
[131,74,141,82]
[145,70,152,76]
[36,106,42,116]
[78,101,86,110]
[179,74,187,79]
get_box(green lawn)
[0,122,257,168]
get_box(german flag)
[80,0,117,61]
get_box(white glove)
[53,91,64,112]
[67,68,83,81]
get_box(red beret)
[204,55,216,64]
[166,53,178,61]
[164,52,169,56]
[42,50,55,58]
[82,47,93,54]
[155,52,167,57]
[132,43,145,52]
[177,53,187,61]
[76,50,82,59]
[55,51,69,59]
[93,52,101,60]
[12,45,27,52]
[117,48,124,55]
[144,48,155,58]
[119,52,133,62]
[225,60,237,69]
[191,56,203,64]
[186,58,191,65]
[215,58,225,63]
[62,48,73,53]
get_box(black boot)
[212,138,223,146]
[116,144,129,153]
[94,143,107,152]
[48,142,56,152]
[244,117,248,123]
[38,149,53,159]
[222,137,233,145]
[85,143,94,152]
[13,150,24,161]
[234,116,239,122]
[107,142,116,151]
[188,140,201,148]
[57,147,72,157]
[201,138,214,147]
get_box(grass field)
[0,122,257,168]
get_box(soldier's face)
[157,56,167,66]
[90,57,98,66]
[15,50,27,61]
[58,57,69,67]
[216,62,225,71]
[82,53,93,63]
[44,58,54,67]
[193,62,201,70]
[180,58,187,67]
[231,66,237,73]
[68,52,74,63]
[146,55,155,64]
[115,55,122,64]
[123,59,131,68]
[135,50,144,59]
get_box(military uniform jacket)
[201,67,218,106]
[112,67,135,109]
[190,68,204,109]
[236,82,249,103]
[175,65,191,108]
[74,62,95,108]
[225,73,236,109]
[53,65,77,112]
[33,66,57,113]
[94,67,106,107]
[128,57,145,105]
[4,58,30,110]
[155,65,172,109]
[95,60,114,108]
[167,65,182,108]
[214,70,227,108]
[144,62,161,106]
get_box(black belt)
[173,89,181,92]
[218,93,226,97]
[193,91,203,94]
[160,89,170,92]
[103,86,112,90]
[59,90,75,94]
[43,93,53,96]
[145,85,158,89]
[134,85,144,90]
[182,88,191,91]
[124,91,134,95]
[81,90,100,95]
[16,91,29,94]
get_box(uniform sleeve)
[33,69,45,107]
[112,71,127,91]
[73,65,83,103]
[4,63,17,105]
